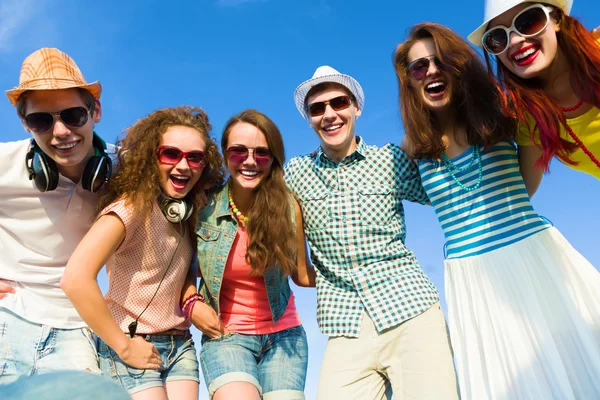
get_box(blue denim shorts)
[98,332,199,395]
[200,325,308,400]
[0,308,100,385]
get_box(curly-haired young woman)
[61,106,225,399]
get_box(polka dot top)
[101,199,193,333]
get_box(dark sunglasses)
[156,145,207,169]
[306,95,353,117]
[482,4,554,55]
[226,145,273,167]
[24,106,90,134]
[407,55,447,80]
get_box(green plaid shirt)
[285,137,439,337]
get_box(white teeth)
[514,48,536,60]
[240,170,258,177]
[171,176,190,184]
[55,142,77,150]
[426,81,445,89]
[324,124,342,131]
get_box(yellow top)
[516,105,600,180]
[516,38,600,180]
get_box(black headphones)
[157,193,194,223]
[25,133,112,193]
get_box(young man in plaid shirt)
[285,65,459,399]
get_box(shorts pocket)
[201,332,236,345]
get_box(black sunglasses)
[306,95,353,117]
[407,55,448,80]
[24,106,91,134]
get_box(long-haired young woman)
[196,109,315,400]
[470,0,599,192]
[61,106,225,399]
[394,23,600,399]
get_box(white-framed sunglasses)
[482,3,555,56]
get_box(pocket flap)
[358,185,393,196]
[297,189,329,201]
[197,226,220,242]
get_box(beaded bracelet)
[181,293,199,311]
[182,293,204,322]
[185,298,198,322]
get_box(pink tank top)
[219,227,301,334]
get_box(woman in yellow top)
[469,0,600,194]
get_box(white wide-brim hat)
[294,65,365,121]
[468,0,573,47]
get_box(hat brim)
[5,80,102,106]
[294,73,365,121]
[468,0,573,47]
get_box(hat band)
[16,77,89,91]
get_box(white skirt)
[445,227,600,400]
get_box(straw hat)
[468,0,573,47]
[5,48,102,106]
[294,65,365,121]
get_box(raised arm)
[291,199,316,288]
[60,213,161,370]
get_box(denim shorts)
[0,308,100,385]
[200,325,308,400]
[98,332,199,395]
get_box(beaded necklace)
[440,145,483,193]
[560,100,600,169]
[228,188,248,228]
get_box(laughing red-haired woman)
[394,22,600,400]
[469,0,600,194]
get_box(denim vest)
[196,183,293,323]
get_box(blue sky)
[0,1,598,398]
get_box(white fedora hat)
[293,65,365,121]
[468,0,573,47]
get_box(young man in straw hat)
[284,66,458,399]
[0,48,114,383]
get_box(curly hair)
[221,109,297,276]
[97,106,225,233]
[393,23,515,159]
[487,6,600,171]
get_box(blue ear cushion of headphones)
[32,151,59,192]
[81,154,112,193]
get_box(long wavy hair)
[221,109,297,276]
[486,5,600,170]
[394,23,515,159]
[98,106,225,233]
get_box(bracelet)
[181,293,199,310]
[185,297,198,322]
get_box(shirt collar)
[214,181,232,219]
[314,136,367,165]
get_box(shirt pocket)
[196,226,221,267]
[297,189,330,231]
[358,185,396,226]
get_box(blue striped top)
[418,142,550,259]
